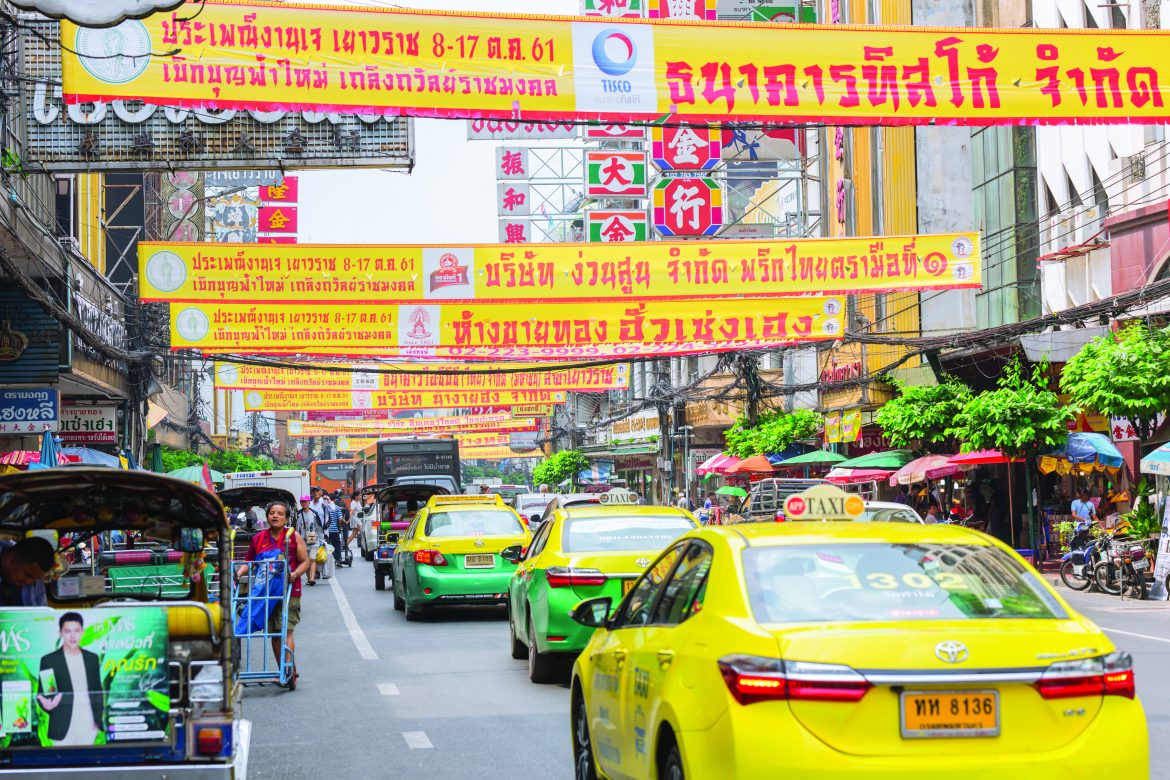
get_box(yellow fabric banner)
[63,5,1170,125]
[337,432,512,452]
[140,235,980,302]
[171,297,844,356]
[214,361,627,391]
[242,388,567,411]
[461,446,543,460]
[336,437,379,453]
[287,415,537,437]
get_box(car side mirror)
[501,545,523,563]
[570,597,612,628]
[384,532,401,545]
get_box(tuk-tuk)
[216,486,298,562]
[364,483,449,591]
[0,468,247,778]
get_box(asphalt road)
[242,549,1169,779]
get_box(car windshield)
[424,510,524,537]
[859,507,921,523]
[563,516,693,553]
[743,543,1066,623]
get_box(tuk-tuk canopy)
[0,468,229,535]
[216,486,299,511]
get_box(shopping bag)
[234,552,287,635]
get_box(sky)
[299,0,577,244]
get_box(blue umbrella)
[1053,432,1124,469]
[1141,442,1170,476]
[61,446,122,468]
[38,432,60,468]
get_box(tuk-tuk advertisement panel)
[0,607,169,748]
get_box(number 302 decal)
[856,572,967,590]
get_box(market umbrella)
[61,447,123,468]
[888,454,961,486]
[1140,442,1170,476]
[0,450,67,467]
[826,467,895,485]
[1049,432,1124,469]
[696,452,742,475]
[947,449,1023,466]
[716,485,748,498]
[168,465,226,484]
[149,443,165,473]
[836,449,916,470]
[729,455,776,474]
[38,432,61,470]
[775,450,848,467]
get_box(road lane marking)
[403,731,433,749]
[327,578,378,660]
[377,683,400,696]
[1100,626,1170,645]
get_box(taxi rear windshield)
[425,510,524,537]
[744,543,1066,623]
[563,516,693,553]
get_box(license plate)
[1133,559,1149,571]
[622,579,636,596]
[900,690,999,738]
[1072,564,1083,576]
[464,554,495,568]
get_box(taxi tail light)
[414,550,448,566]
[195,726,224,754]
[717,655,871,705]
[546,567,607,588]
[1035,651,1135,700]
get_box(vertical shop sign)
[650,126,721,171]
[585,210,649,242]
[584,151,648,198]
[652,177,723,236]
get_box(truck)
[376,437,461,494]
[222,469,311,503]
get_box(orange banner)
[243,388,566,411]
[63,4,1170,125]
[140,234,981,303]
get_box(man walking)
[295,495,324,585]
[323,495,344,564]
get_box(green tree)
[532,450,589,488]
[723,409,822,458]
[160,446,205,473]
[947,359,1074,457]
[875,376,973,449]
[208,451,277,474]
[1061,323,1170,440]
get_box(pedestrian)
[309,487,327,522]
[924,502,943,523]
[322,495,344,564]
[1071,488,1096,525]
[479,484,490,494]
[345,492,362,552]
[676,492,692,511]
[237,500,308,678]
[538,483,550,494]
[0,537,54,606]
[894,485,911,505]
[295,495,324,585]
[704,493,715,510]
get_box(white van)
[223,469,310,502]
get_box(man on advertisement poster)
[36,612,103,746]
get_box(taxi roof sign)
[426,494,505,508]
[783,484,865,521]
[597,489,639,506]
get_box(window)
[615,543,686,628]
[562,515,695,553]
[526,521,552,559]
[425,510,524,537]
[652,541,713,625]
[405,513,424,540]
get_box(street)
[243,552,1169,779]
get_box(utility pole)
[738,354,762,426]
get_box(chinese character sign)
[581,0,646,17]
[584,123,645,139]
[139,232,983,303]
[586,210,649,242]
[496,147,529,180]
[651,125,721,170]
[585,151,648,197]
[497,183,531,216]
[0,388,59,434]
[258,206,298,233]
[259,177,299,202]
[653,177,723,236]
[499,219,532,244]
[59,6,1170,126]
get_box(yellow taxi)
[389,494,531,620]
[568,521,1148,779]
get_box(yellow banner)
[338,432,513,452]
[336,437,379,453]
[63,5,1170,125]
[287,415,538,437]
[461,446,543,460]
[140,235,980,303]
[510,405,554,418]
[243,389,566,411]
[214,361,627,392]
[172,298,844,356]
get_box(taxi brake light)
[546,567,607,588]
[1036,652,1135,700]
[196,726,224,754]
[718,655,871,705]
[414,550,448,566]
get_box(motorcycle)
[1058,521,1097,591]
[1093,532,1149,599]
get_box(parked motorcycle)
[1093,532,1149,599]
[1058,522,1098,591]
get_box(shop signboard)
[849,425,895,457]
[497,183,532,217]
[1109,414,1164,443]
[716,0,817,21]
[610,409,660,445]
[499,218,532,244]
[467,120,577,140]
[819,342,864,409]
[840,410,862,443]
[648,0,717,19]
[258,206,298,233]
[585,210,649,242]
[581,0,646,17]
[584,124,645,140]
[0,290,59,385]
[652,177,723,236]
[650,126,721,171]
[511,405,555,418]
[824,413,842,444]
[0,607,169,747]
[0,388,59,434]
[496,147,531,181]
[59,404,118,444]
[584,151,649,198]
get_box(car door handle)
[657,650,675,668]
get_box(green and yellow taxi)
[390,494,531,620]
[504,492,697,683]
[567,521,1147,780]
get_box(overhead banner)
[140,234,981,303]
[287,415,538,437]
[62,7,1170,126]
[214,361,628,392]
[461,446,544,460]
[242,389,568,412]
[171,297,844,357]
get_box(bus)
[353,437,461,492]
[309,458,355,495]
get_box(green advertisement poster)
[0,608,169,748]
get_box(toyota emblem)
[474,539,485,548]
[635,558,651,568]
[934,641,969,664]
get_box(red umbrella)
[947,449,1023,466]
[0,451,70,467]
[730,455,776,474]
[826,467,894,485]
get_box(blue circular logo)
[592,29,637,77]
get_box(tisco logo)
[592,29,637,94]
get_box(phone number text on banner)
[62,4,1170,125]
[139,235,980,303]
[172,298,844,356]
[243,389,568,412]
[214,361,628,392]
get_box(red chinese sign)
[648,0,716,19]
[650,126,721,170]
[260,177,299,202]
[652,178,723,236]
[258,206,298,233]
[584,124,645,139]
